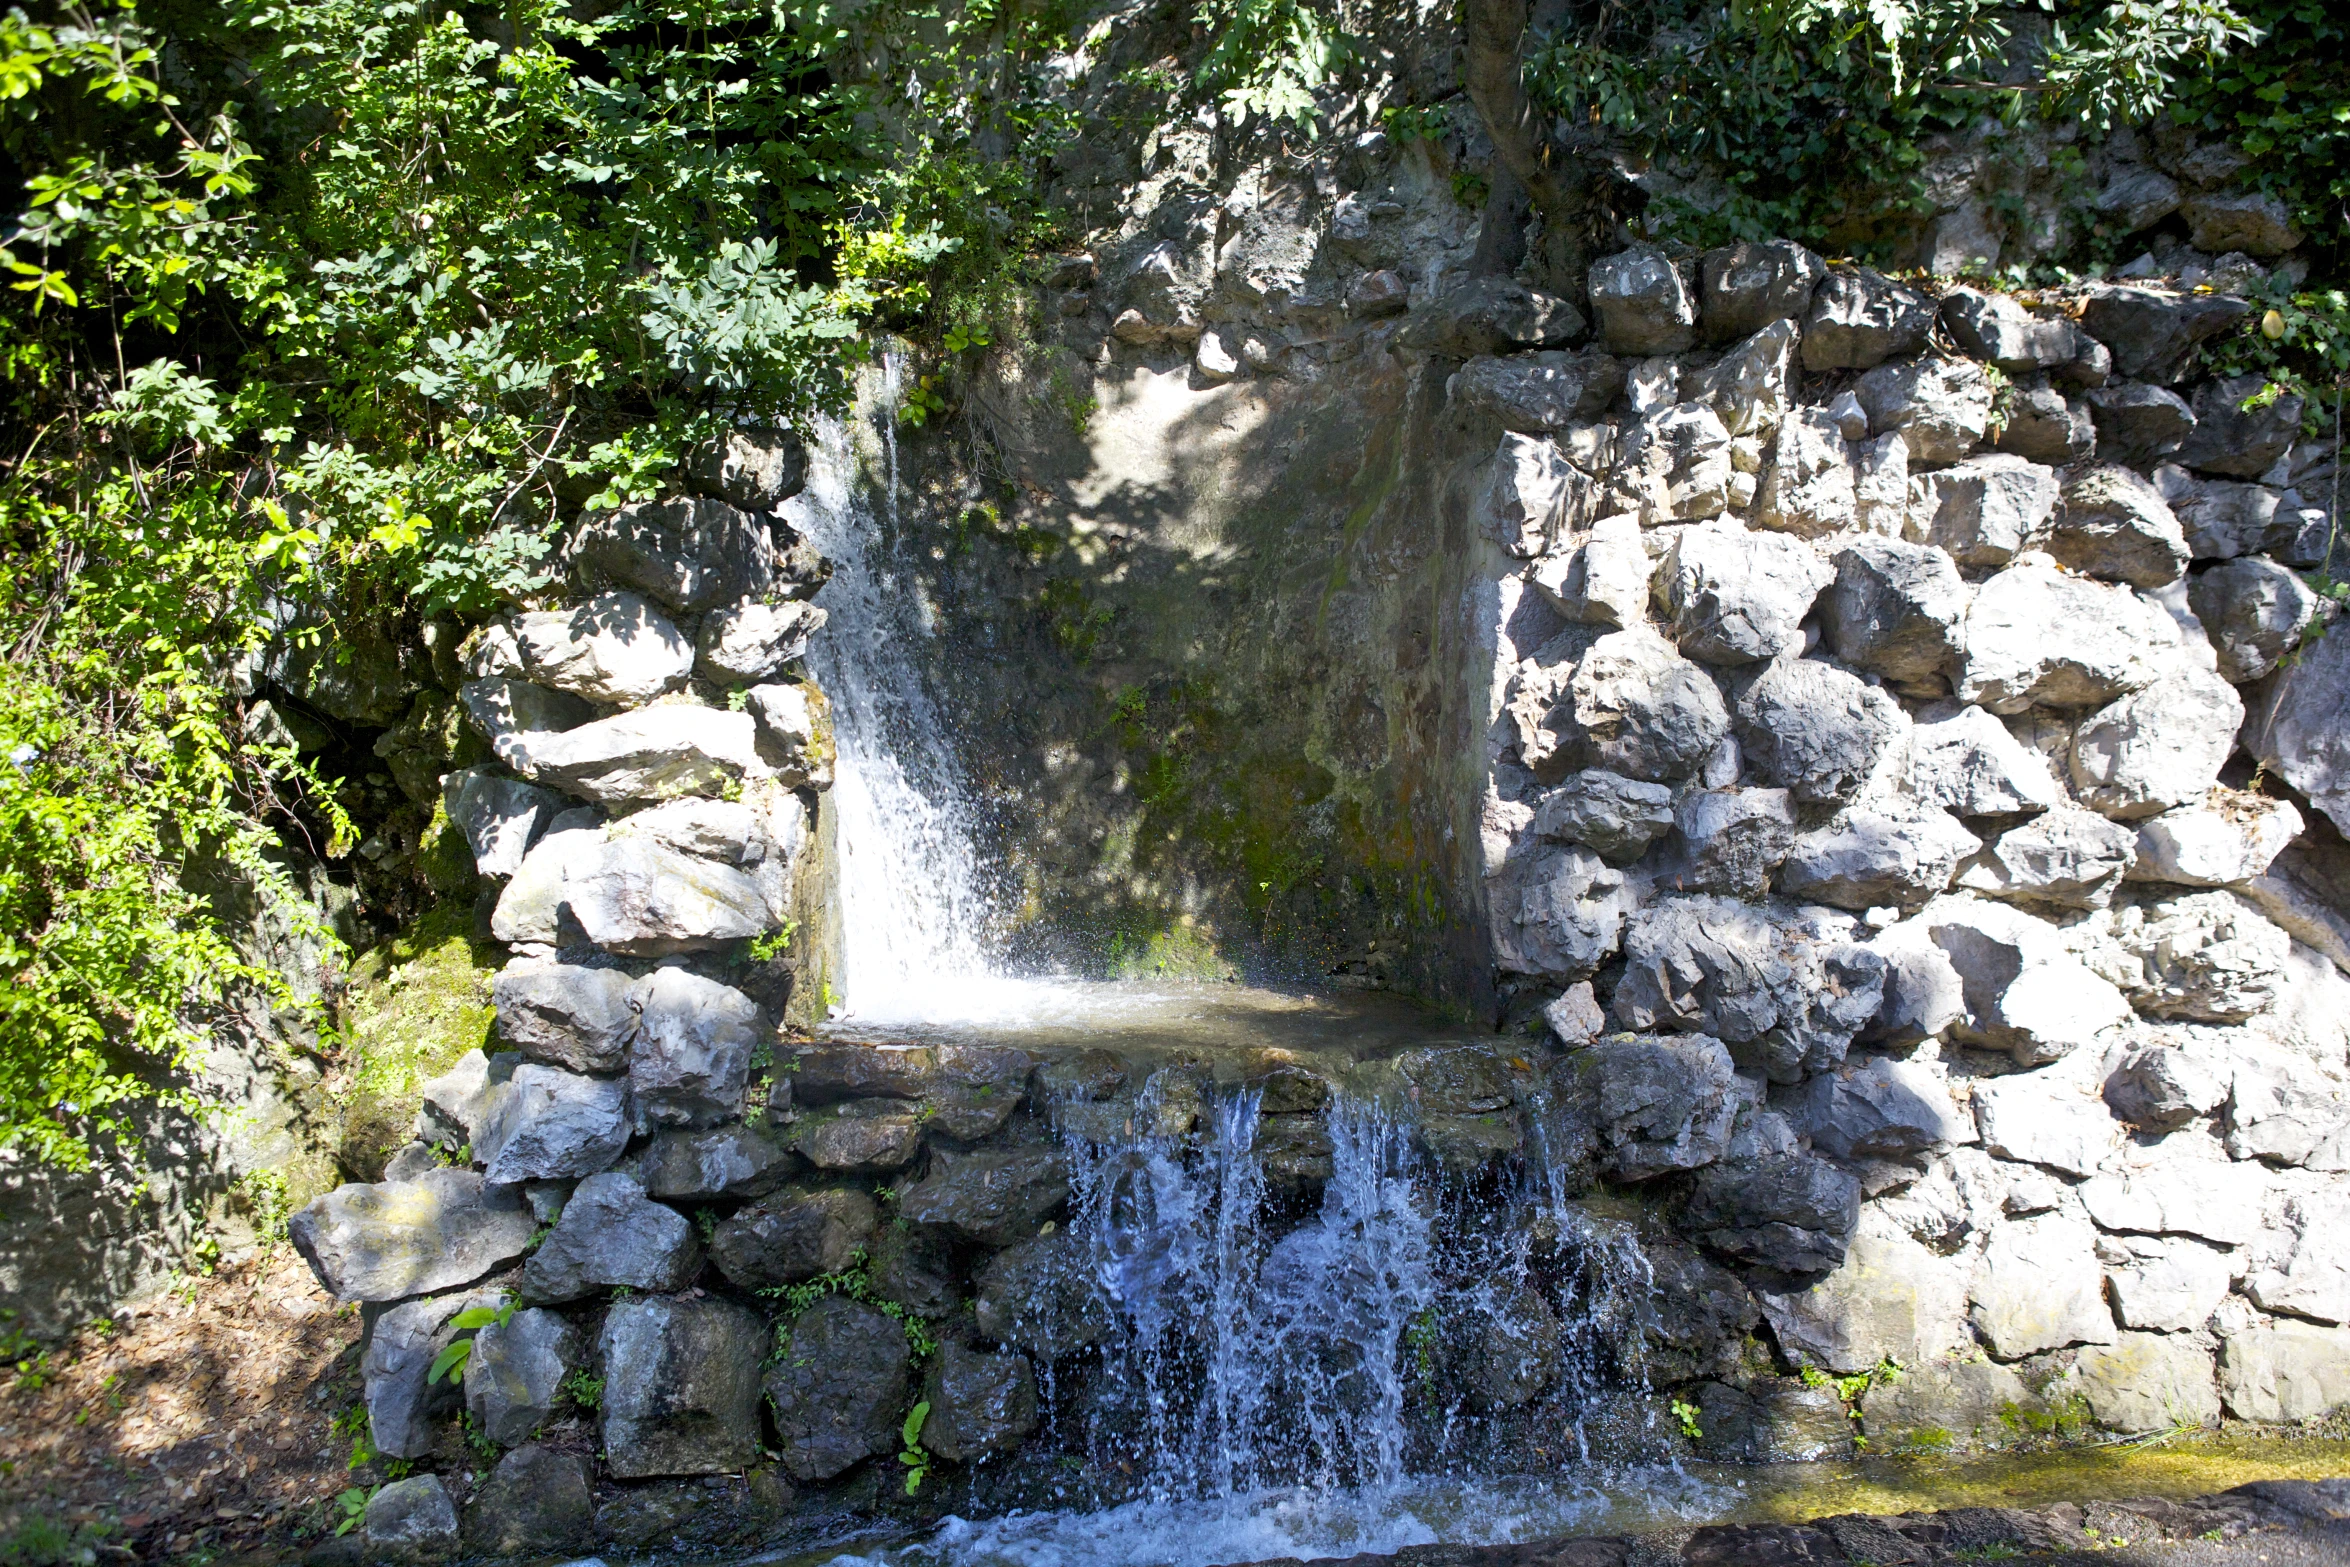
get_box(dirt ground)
[0,1245,364,1565]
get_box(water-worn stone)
[922,1342,1039,1461]
[1824,537,1968,688]
[1856,356,1993,464]
[975,1230,1115,1360]
[1589,244,1695,355]
[459,677,598,775]
[2242,615,2350,836]
[1940,289,2095,372]
[529,705,765,804]
[1619,403,1734,522]
[599,1294,768,1477]
[2179,192,2303,258]
[364,1475,460,1564]
[1525,768,1675,863]
[1487,843,1630,981]
[1956,557,2171,713]
[1932,900,2133,1064]
[2244,1193,2350,1323]
[463,1445,595,1557]
[520,1170,701,1303]
[560,834,774,955]
[642,1123,800,1201]
[901,1148,1070,1247]
[1780,807,1978,913]
[1616,896,1887,1084]
[1792,1055,1972,1160]
[1756,406,1857,538]
[2106,892,2289,1023]
[2105,1042,2232,1131]
[1400,275,1585,357]
[764,1296,912,1481]
[492,962,634,1073]
[1510,627,1730,784]
[475,1062,629,1185]
[442,767,564,878]
[513,591,692,708]
[2220,1320,2350,1421]
[1666,787,1798,898]
[573,495,777,614]
[362,1286,503,1459]
[1968,1212,2118,1358]
[1756,1207,1971,1373]
[709,1188,877,1291]
[1994,381,2098,466]
[2075,1333,2220,1432]
[2108,1239,2232,1332]
[1960,806,2139,909]
[1693,1379,1856,1461]
[629,968,762,1129]
[1556,1033,1739,1180]
[2176,374,2304,478]
[1685,1152,1862,1275]
[464,1306,580,1447]
[744,680,831,786]
[292,1170,536,1303]
[1531,513,1650,627]
[696,598,825,685]
[2078,286,2251,384]
[1905,453,2060,569]
[1973,1069,2122,1176]
[2085,383,2196,468]
[1701,240,1825,343]
[795,1099,924,1172]
[1802,267,1935,371]
[1908,704,2064,817]
[1450,351,1625,432]
[1735,658,1903,805]
[1658,522,1830,666]
[1483,433,1584,558]
[2188,557,2321,684]
[2068,667,2243,822]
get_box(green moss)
[330,903,499,1176]
[1105,923,1236,982]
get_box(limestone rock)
[923,1342,1039,1461]
[1755,1207,1971,1373]
[628,968,762,1129]
[521,1170,701,1303]
[2244,1193,2350,1323]
[685,427,807,509]
[459,677,597,775]
[1451,351,1625,432]
[1791,1055,1972,1159]
[573,495,777,615]
[1616,896,1887,1084]
[492,962,634,1073]
[1525,768,1675,863]
[642,1123,800,1202]
[1684,1152,1862,1274]
[1856,356,1993,464]
[1693,1378,1855,1461]
[563,834,774,955]
[900,1147,1070,1247]
[1658,522,1830,666]
[1824,537,1967,688]
[1860,1355,2040,1451]
[463,1445,595,1557]
[975,1231,1116,1361]
[1734,659,1903,805]
[764,1296,912,1481]
[1543,983,1607,1048]
[2086,383,2196,467]
[2096,167,2182,232]
[465,1306,581,1447]
[2078,286,2251,384]
[1556,1033,1739,1180]
[1908,704,2064,817]
[416,1049,513,1149]
[1973,1069,2122,1176]
[1511,628,1730,784]
[364,1475,461,1564]
[1862,920,1968,1049]
[1960,806,2138,909]
[599,1295,768,1477]
[1853,430,1911,533]
[486,808,601,945]
[2178,192,2302,257]
[1701,240,1825,343]
[2177,373,2305,478]
[795,1099,924,1173]
[695,598,824,685]
[1589,244,1696,355]
[1932,900,2133,1064]
[1667,786,1798,898]
[1483,433,1583,558]
[1530,513,1650,628]
[2108,1240,2232,1332]
[2220,1321,2350,1422]
[1487,843,1630,981]
[362,1287,503,1458]
[2075,1333,2219,1432]
[1940,288,2096,372]
[1905,453,2060,569]
[475,1062,630,1185]
[709,1188,878,1292]
[291,1170,536,1304]
[2225,1056,2350,1168]
[1756,406,1856,538]
[2080,1159,2264,1246]
[2105,1042,2231,1131]
[513,591,692,708]
[1956,557,2171,713]
[744,680,833,787]
[1618,403,1734,522]
[529,705,764,804]
[2243,618,2350,836]
[2158,468,2291,561]
[1968,1212,2117,1358]
[442,767,564,878]
[1994,381,2097,466]
[2188,557,2322,684]
[2047,465,2191,589]
[1802,267,1935,372]
[2107,892,2290,1023]
[1400,275,1585,357]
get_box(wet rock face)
[708,1187,877,1292]
[598,1295,768,1478]
[764,1297,911,1481]
[922,1343,1040,1461]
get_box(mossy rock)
[330,902,499,1179]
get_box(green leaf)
[427,1338,473,1386]
[901,1399,930,1448]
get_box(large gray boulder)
[475,1062,630,1185]
[696,598,826,685]
[2106,892,2290,1023]
[1555,1033,1739,1180]
[2085,383,2196,467]
[1684,1153,1862,1275]
[556,834,774,955]
[795,1099,924,1173]
[2107,1238,2232,1332]
[1400,275,1586,357]
[1700,240,1824,343]
[415,1048,514,1149]
[2243,617,2350,835]
[1658,523,1830,666]
[2074,1333,2220,1433]
[1615,896,1887,1084]
[764,1296,912,1481]
[364,1475,461,1565]
[1790,1056,1971,1160]
[745,680,832,786]
[1956,557,2171,713]
[291,1169,536,1303]
[442,767,565,878]
[528,705,764,803]
[1855,356,1992,464]
[1959,806,2139,909]
[1755,406,1856,538]
[1510,628,1730,784]
[493,962,636,1073]
[1907,703,2064,817]
[1993,381,2096,466]
[2188,556,2322,684]
[1618,402,1734,522]
[487,808,603,945]
[629,968,762,1129]
[685,427,808,509]
[642,1122,800,1201]
[463,1445,596,1558]
[1525,768,1675,863]
[2177,374,2304,478]
[1450,351,1624,432]
[708,1188,879,1292]
[465,1306,582,1447]
[1939,288,2096,372]
[1968,1212,2118,1359]
[922,1343,1040,1461]
[1824,537,1968,688]
[2049,465,2191,588]
[1905,453,2060,569]
[1588,244,1695,355]
[1667,787,1798,898]
[362,1286,504,1458]
[514,590,693,706]
[975,1231,1116,1360]
[599,1295,768,1477]
[2133,794,2302,891]
[1801,267,1934,371]
[899,1148,1069,1247]
[2180,192,2303,258]
[1531,513,1649,627]
[521,1170,702,1303]
[1931,899,2133,1064]
[1482,432,1583,558]
[2220,1321,2350,1422]
[1734,658,1903,805]
[573,495,777,614]
[458,677,597,774]
[1861,920,1967,1049]
[1778,807,1978,913]
[1487,841,1629,982]
[2078,286,2250,384]
[2158,468,2290,560]
[2067,667,2242,820]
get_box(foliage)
[425,1298,517,1386]
[2166,0,2350,264]
[1671,1396,1703,1441]
[1194,0,1351,128]
[562,1369,604,1410]
[898,1399,932,1494]
[330,1486,371,1538]
[0,1513,117,1567]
